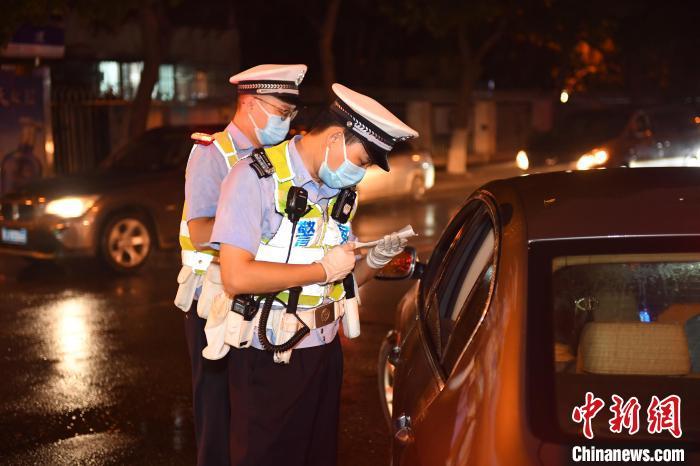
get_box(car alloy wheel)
[101,213,153,273]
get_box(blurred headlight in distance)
[576,148,608,170]
[516,150,529,170]
[593,149,608,165]
[45,196,98,218]
[576,155,596,170]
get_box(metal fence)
[51,87,113,174]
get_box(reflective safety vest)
[253,140,357,309]
[179,131,243,273]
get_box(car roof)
[484,167,700,241]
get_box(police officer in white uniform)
[207,83,418,465]
[174,64,307,466]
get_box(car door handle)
[394,414,414,445]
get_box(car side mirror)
[376,246,423,280]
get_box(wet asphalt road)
[0,170,501,465]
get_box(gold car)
[379,167,700,465]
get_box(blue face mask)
[249,100,291,146]
[319,135,367,189]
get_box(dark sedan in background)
[0,126,218,272]
[378,168,699,465]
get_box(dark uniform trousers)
[228,335,343,466]
[184,300,231,466]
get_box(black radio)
[231,294,259,321]
[285,186,309,223]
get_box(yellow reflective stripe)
[179,234,218,256]
[329,283,345,300]
[265,141,294,181]
[266,284,345,308]
[214,131,234,154]
[271,291,324,308]
[179,131,239,255]
[179,207,218,256]
[211,131,239,170]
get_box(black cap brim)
[273,93,300,106]
[361,139,390,172]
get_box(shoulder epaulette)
[248,148,276,178]
[191,132,215,145]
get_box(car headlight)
[516,150,529,170]
[576,148,608,170]
[45,196,99,218]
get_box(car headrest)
[579,322,691,376]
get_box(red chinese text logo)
[571,392,606,440]
[647,395,682,438]
[571,393,682,439]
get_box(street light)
[560,90,569,104]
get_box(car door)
[392,194,500,466]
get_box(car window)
[647,107,700,134]
[104,128,213,173]
[550,252,700,441]
[435,214,495,373]
[423,202,495,361]
[442,261,495,374]
[529,109,631,153]
[420,201,480,357]
[420,200,479,299]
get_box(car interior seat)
[577,322,691,376]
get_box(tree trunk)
[128,6,169,139]
[447,50,480,173]
[320,0,342,101]
[446,18,505,174]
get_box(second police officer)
[174,64,307,466]
[203,83,418,465]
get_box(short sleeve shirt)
[184,122,254,222]
[211,136,356,348]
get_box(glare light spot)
[593,149,608,164]
[560,90,569,103]
[424,204,436,237]
[576,155,595,170]
[516,150,529,170]
[411,154,421,162]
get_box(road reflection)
[45,294,103,410]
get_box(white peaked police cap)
[328,83,419,172]
[229,64,308,105]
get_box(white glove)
[366,232,408,269]
[316,243,356,283]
